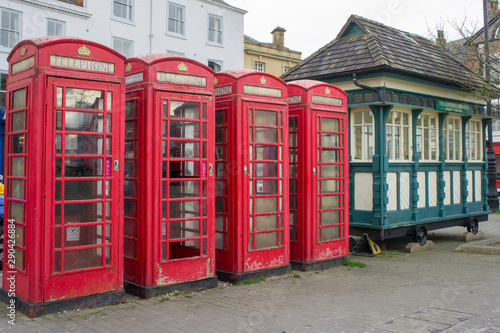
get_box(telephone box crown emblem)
[78,45,91,57]
[125,63,132,73]
[325,87,331,95]
[260,76,266,85]
[214,78,218,86]
[20,47,26,57]
[178,62,188,72]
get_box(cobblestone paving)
[1,216,499,333]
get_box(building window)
[254,62,265,72]
[0,72,7,110]
[284,66,292,74]
[208,60,222,72]
[443,116,462,161]
[466,118,482,161]
[0,8,21,49]
[56,0,84,6]
[208,14,223,44]
[113,0,133,22]
[167,50,184,56]
[386,110,410,161]
[112,37,133,58]
[47,19,66,36]
[352,110,374,161]
[168,3,185,36]
[416,112,438,161]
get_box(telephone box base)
[291,257,346,272]
[0,288,126,318]
[216,265,291,283]
[124,276,218,299]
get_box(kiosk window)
[351,110,374,161]
[416,112,438,161]
[443,117,462,161]
[466,118,482,161]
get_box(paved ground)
[1,215,500,333]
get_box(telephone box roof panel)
[215,69,288,99]
[288,79,347,110]
[125,54,215,89]
[8,36,125,77]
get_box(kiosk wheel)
[413,226,427,246]
[467,219,479,235]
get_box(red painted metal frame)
[124,55,215,292]
[287,80,349,268]
[214,69,290,277]
[3,37,125,305]
[493,141,500,190]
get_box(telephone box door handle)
[244,166,248,175]
[114,160,119,171]
[209,163,213,176]
[313,167,316,176]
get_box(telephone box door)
[314,112,348,249]
[46,77,122,301]
[156,91,214,278]
[245,102,289,270]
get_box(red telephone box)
[287,80,349,270]
[123,55,216,298]
[214,69,290,282]
[1,37,126,316]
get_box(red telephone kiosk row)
[2,37,126,317]
[2,37,350,315]
[123,55,217,298]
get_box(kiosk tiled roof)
[282,15,475,87]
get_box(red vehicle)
[214,70,290,282]
[287,80,349,270]
[493,141,500,191]
[1,37,126,317]
[123,55,216,297]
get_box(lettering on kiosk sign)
[157,72,207,86]
[50,55,115,73]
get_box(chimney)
[271,27,286,48]
[488,0,500,20]
[436,30,446,47]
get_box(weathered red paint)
[3,37,125,305]
[287,80,349,268]
[214,69,290,277]
[124,55,215,292]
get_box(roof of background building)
[282,15,476,88]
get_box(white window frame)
[112,36,134,58]
[351,110,374,162]
[0,8,21,49]
[167,50,184,56]
[443,116,462,162]
[208,60,223,72]
[208,14,223,45]
[47,18,66,36]
[167,2,185,37]
[112,0,134,23]
[254,61,265,72]
[386,110,411,162]
[1,71,8,111]
[415,112,439,162]
[466,117,483,162]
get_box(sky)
[224,0,487,58]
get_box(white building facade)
[0,0,247,109]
